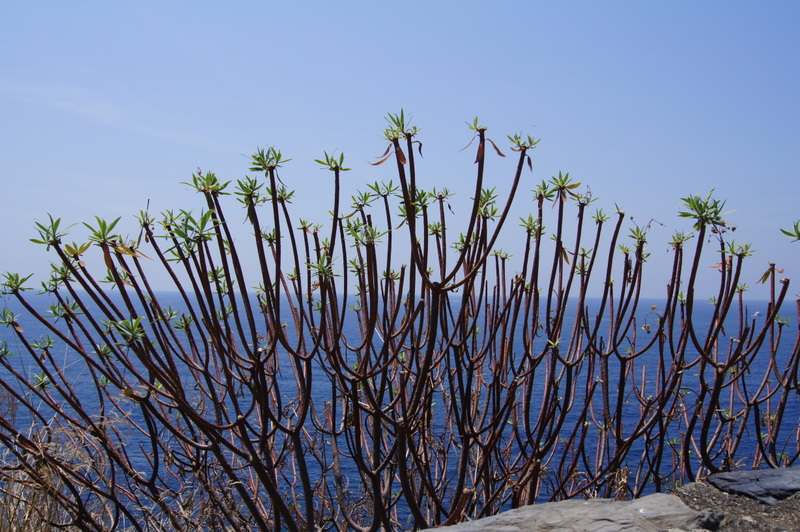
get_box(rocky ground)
[436,467,800,531]
[675,481,800,532]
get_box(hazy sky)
[1,2,798,300]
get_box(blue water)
[0,290,798,527]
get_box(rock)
[707,466,800,505]
[431,493,722,532]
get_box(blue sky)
[1,2,799,299]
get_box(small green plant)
[780,220,800,241]
[678,190,730,230]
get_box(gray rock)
[707,466,800,504]
[430,493,721,532]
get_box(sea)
[0,290,798,523]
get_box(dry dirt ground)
[675,481,800,531]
